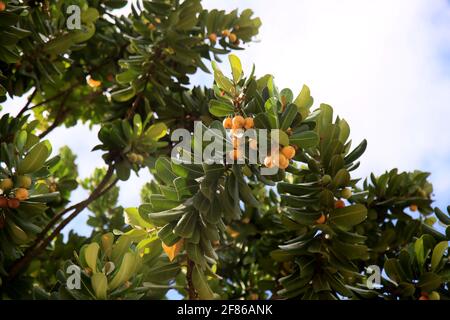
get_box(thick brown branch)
[7,167,117,281]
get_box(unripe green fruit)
[429,291,440,300]
[18,175,32,188]
[127,153,138,163]
[0,178,13,191]
[341,188,352,199]
[322,175,332,185]
[136,154,144,164]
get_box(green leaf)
[228,54,243,83]
[124,207,153,230]
[290,131,319,148]
[91,273,107,300]
[431,241,448,272]
[17,141,51,174]
[417,272,442,291]
[329,204,367,231]
[146,122,167,140]
[293,85,314,118]
[280,104,298,130]
[209,99,234,117]
[82,8,100,24]
[111,86,136,102]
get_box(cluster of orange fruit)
[0,176,31,209]
[0,1,5,11]
[263,145,296,170]
[223,115,254,161]
[209,29,239,45]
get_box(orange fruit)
[228,33,237,43]
[410,204,418,212]
[0,197,7,208]
[223,117,232,129]
[335,200,345,209]
[316,214,326,224]
[221,29,230,37]
[232,115,245,129]
[281,146,296,159]
[208,33,217,42]
[15,188,29,201]
[0,2,5,11]
[87,77,101,88]
[419,295,429,300]
[7,198,20,209]
[278,153,289,169]
[244,117,254,129]
[264,156,273,168]
[147,23,156,30]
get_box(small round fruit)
[7,198,20,209]
[341,188,352,199]
[136,154,144,164]
[0,2,5,11]
[127,152,138,163]
[249,139,258,150]
[281,146,296,159]
[232,115,245,129]
[147,23,156,30]
[228,33,237,43]
[244,117,254,129]
[316,214,326,224]
[0,197,7,208]
[429,291,440,300]
[223,117,232,129]
[221,29,230,37]
[0,178,13,191]
[264,156,273,168]
[322,174,332,185]
[278,153,289,169]
[87,77,101,88]
[15,188,29,201]
[335,199,345,209]
[18,175,32,188]
[208,33,217,42]
[409,204,418,212]
[418,295,429,300]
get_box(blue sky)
[2,0,450,237]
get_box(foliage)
[0,0,448,301]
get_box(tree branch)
[186,258,198,300]
[38,90,72,139]
[17,88,37,118]
[7,166,117,281]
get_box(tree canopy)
[0,0,448,300]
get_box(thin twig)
[17,88,37,118]
[38,90,72,139]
